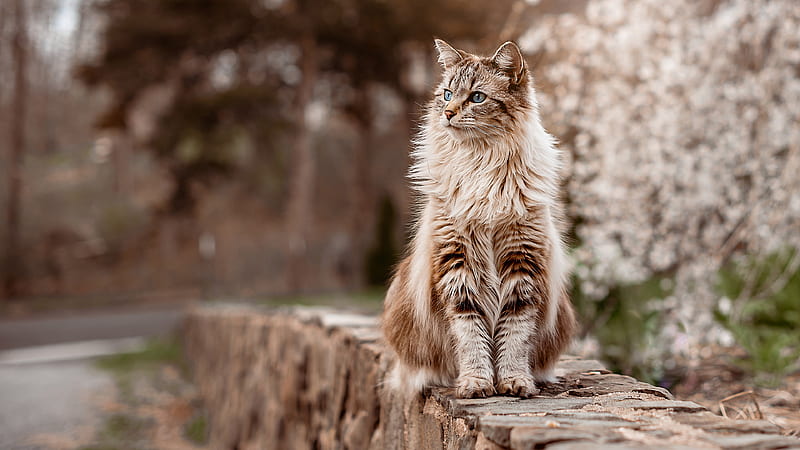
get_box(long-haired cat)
[381,39,576,399]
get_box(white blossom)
[520,0,800,353]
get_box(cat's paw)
[455,375,495,398]
[496,374,539,398]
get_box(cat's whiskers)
[461,121,506,138]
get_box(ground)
[0,360,113,449]
[2,338,209,450]
[78,338,209,450]
[670,348,800,437]
[0,303,203,450]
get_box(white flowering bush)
[519,0,800,371]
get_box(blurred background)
[1,0,799,445]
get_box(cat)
[381,39,576,399]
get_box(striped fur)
[382,40,576,399]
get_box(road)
[0,359,115,449]
[0,304,186,350]
[0,304,189,449]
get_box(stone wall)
[183,305,800,449]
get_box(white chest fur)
[411,113,561,226]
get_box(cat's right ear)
[491,41,526,85]
[434,39,464,69]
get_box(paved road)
[0,359,114,449]
[0,304,189,449]
[0,305,186,350]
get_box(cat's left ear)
[491,41,526,85]
[434,39,464,69]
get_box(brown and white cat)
[381,40,576,399]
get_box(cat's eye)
[443,89,453,101]
[469,91,486,103]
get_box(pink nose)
[444,110,456,120]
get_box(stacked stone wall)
[183,305,799,449]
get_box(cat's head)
[431,39,532,141]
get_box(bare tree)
[284,33,318,293]
[3,0,27,299]
[346,87,374,289]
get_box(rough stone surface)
[183,305,800,449]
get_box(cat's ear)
[491,41,526,85]
[434,39,464,69]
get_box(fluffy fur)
[382,40,576,399]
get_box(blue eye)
[443,89,452,101]
[470,92,486,103]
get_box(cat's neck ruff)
[411,108,561,225]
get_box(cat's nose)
[444,110,456,120]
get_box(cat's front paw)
[455,375,495,398]
[496,374,539,398]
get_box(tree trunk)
[72,0,90,62]
[347,87,373,289]
[111,131,128,193]
[3,0,27,300]
[284,34,317,293]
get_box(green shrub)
[94,198,148,255]
[183,414,209,445]
[714,249,800,385]
[366,196,399,286]
[95,337,182,374]
[572,272,673,384]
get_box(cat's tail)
[384,360,450,399]
[531,293,577,382]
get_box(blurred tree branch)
[75,0,513,290]
[3,0,28,300]
[285,30,317,292]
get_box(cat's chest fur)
[416,123,560,226]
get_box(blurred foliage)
[94,196,149,256]
[99,414,153,447]
[366,195,398,286]
[261,288,386,314]
[154,84,289,212]
[95,336,182,374]
[88,337,202,450]
[573,270,673,383]
[714,249,800,385]
[78,0,513,214]
[183,413,209,445]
